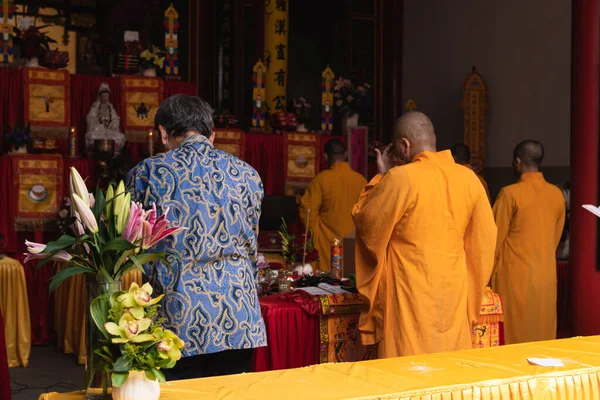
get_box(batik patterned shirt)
[129,134,266,357]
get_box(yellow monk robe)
[352,151,497,358]
[492,172,565,344]
[300,162,367,272]
[461,164,491,201]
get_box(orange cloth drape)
[40,336,600,400]
[0,257,31,367]
[54,267,143,364]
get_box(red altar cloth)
[0,309,11,400]
[253,294,320,372]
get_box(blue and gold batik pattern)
[129,134,266,356]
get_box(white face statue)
[100,92,110,104]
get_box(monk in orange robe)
[451,143,491,201]
[492,140,565,344]
[352,112,497,358]
[300,139,367,272]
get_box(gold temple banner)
[461,67,488,172]
[0,0,16,64]
[284,132,319,182]
[264,0,288,112]
[24,68,71,138]
[120,76,164,143]
[213,128,245,160]
[12,154,64,231]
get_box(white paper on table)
[582,204,600,218]
[317,283,349,294]
[527,357,564,367]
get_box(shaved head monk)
[300,139,367,272]
[352,111,497,357]
[492,140,565,344]
[451,143,491,201]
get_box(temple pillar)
[570,0,600,335]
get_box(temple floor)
[9,345,83,400]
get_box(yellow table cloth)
[53,267,143,364]
[0,256,31,367]
[40,336,600,399]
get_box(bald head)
[514,140,544,170]
[393,112,437,163]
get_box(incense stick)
[303,209,310,266]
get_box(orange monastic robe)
[492,172,565,344]
[462,164,491,201]
[352,151,497,358]
[300,162,367,272]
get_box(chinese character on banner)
[275,19,287,35]
[274,69,286,86]
[273,95,286,111]
[276,43,286,60]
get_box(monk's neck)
[412,146,436,158]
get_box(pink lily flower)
[24,240,72,264]
[122,202,145,244]
[141,207,186,250]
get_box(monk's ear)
[209,131,216,143]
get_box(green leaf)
[152,367,165,383]
[155,358,176,369]
[144,369,156,381]
[111,371,129,387]
[102,253,115,276]
[90,294,110,338]
[110,291,124,307]
[92,186,106,223]
[101,238,137,254]
[49,265,91,292]
[130,252,166,269]
[43,235,76,253]
[114,356,131,372]
[113,250,134,277]
[94,349,115,364]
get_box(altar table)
[0,256,31,368]
[40,335,600,400]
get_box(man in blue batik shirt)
[128,94,266,380]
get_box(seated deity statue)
[86,83,125,154]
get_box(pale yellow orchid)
[104,312,154,344]
[140,50,153,60]
[154,56,165,68]
[118,282,164,319]
[154,328,184,360]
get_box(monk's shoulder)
[543,181,566,203]
[497,183,520,200]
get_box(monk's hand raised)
[375,143,394,175]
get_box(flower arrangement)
[6,124,31,151]
[139,46,165,71]
[278,219,319,265]
[16,25,57,60]
[293,97,311,125]
[25,168,185,291]
[90,282,184,387]
[24,167,185,396]
[332,78,370,116]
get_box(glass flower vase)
[86,280,121,400]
